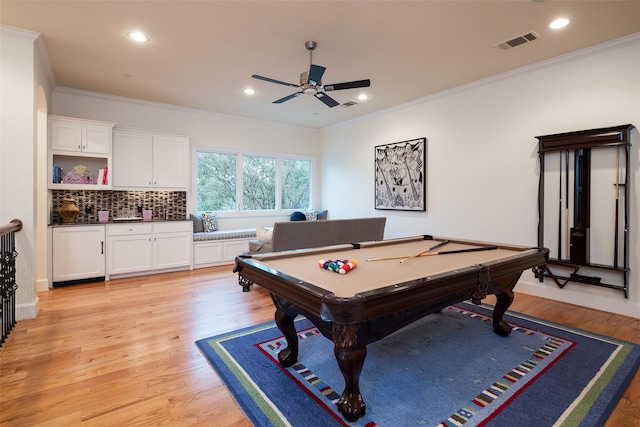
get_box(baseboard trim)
[37,277,50,292]
[517,277,639,319]
[16,296,40,320]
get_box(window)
[196,149,313,213]
[243,155,276,210]
[197,151,236,211]
[281,158,311,210]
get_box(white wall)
[51,89,322,229]
[320,35,640,318]
[1,25,54,318]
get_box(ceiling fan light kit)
[251,41,370,107]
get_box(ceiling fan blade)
[273,92,303,104]
[324,79,371,91]
[308,64,326,86]
[252,74,300,88]
[315,92,339,108]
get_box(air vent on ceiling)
[496,31,540,50]
[341,100,359,107]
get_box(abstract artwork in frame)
[375,138,426,211]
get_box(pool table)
[234,235,549,422]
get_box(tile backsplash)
[51,190,187,223]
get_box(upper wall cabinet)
[50,117,112,154]
[112,128,190,191]
[48,116,115,190]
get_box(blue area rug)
[196,302,639,427]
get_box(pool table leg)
[333,323,367,422]
[492,275,519,337]
[274,308,299,367]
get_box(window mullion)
[237,153,243,212]
[275,156,282,211]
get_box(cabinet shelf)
[50,154,111,189]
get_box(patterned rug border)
[255,306,576,426]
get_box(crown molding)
[35,35,56,89]
[1,24,39,41]
[1,24,57,88]
[53,86,318,132]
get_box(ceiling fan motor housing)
[300,71,320,94]
[300,71,310,85]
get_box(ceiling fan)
[251,41,371,108]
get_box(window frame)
[193,146,315,217]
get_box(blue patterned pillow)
[201,212,218,232]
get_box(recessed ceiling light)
[549,18,570,30]
[244,88,255,95]
[357,94,368,101]
[128,32,148,42]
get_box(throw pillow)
[303,210,318,221]
[290,211,306,221]
[190,213,204,233]
[201,212,218,232]
[256,226,273,243]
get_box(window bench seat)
[193,228,256,242]
[193,228,256,268]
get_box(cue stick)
[558,153,562,261]
[565,150,569,260]
[614,146,620,268]
[366,245,498,262]
[399,240,449,263]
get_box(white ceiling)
[2,1,640,129]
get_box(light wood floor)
[1,266,638,426]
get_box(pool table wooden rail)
[236,236,548,340]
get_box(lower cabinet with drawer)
[106,221,192,279]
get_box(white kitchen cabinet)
[112,129,189,190]
[106,221,192,278]
[49,116,113,154]
[152,134,190,188]
[111,130,152,188]
[52,226,105,284]
[106,223,153,276]
[48,116,114,190]
[152,222,192,270]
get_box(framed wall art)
[375,137,426,211]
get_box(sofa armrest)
[249,239,273,253]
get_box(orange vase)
[58,198,80,223]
